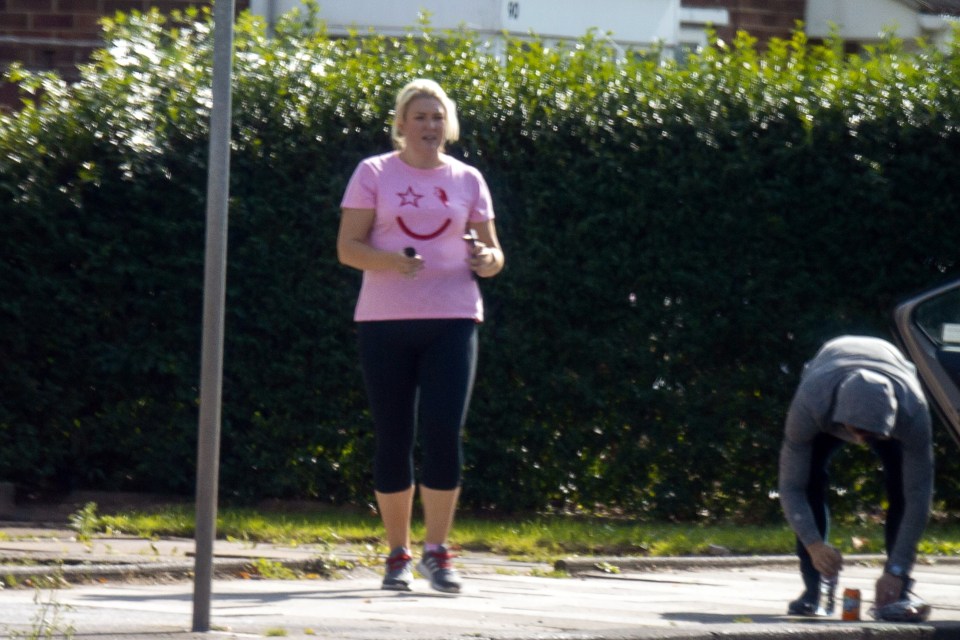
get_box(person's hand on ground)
[874,572,905,608]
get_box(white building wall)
[250,0,683,50]
[806,0,958,46]
[806,0,922,39]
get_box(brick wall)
[0,0,248,108]
[683,0,807,46]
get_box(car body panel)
[892,278,960,446]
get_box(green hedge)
[2,5,959,520]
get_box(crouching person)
[778,335,933,621]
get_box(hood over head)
[832,369,898,437]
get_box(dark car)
[892,278,960,445]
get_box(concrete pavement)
[1,521,959,639]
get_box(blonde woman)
[337,79,504,593]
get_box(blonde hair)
[390,78,460,151]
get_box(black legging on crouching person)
[796,431,907,600]
[357,318,478,494]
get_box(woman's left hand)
[468,243,501,278]
[465,219,504,278]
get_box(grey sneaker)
[870,597,931,622]
[382,546,413,591]
[416,545,462,594]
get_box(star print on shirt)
[397,186,424,207]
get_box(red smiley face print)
[395,185,452,240]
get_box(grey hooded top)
[778,335,933,573]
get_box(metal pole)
[192,0,235,632]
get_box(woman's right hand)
[339,209,424,275]
[397,249,424,278]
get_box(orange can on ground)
[842,588,862,621]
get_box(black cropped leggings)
[357,319,478,494]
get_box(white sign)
[943,323,960,345]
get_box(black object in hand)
[463,231,480,280]
[403,247,416,257]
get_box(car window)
[915,289,960,347]
[914,289,960,389]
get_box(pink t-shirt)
[340,151,495,322]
